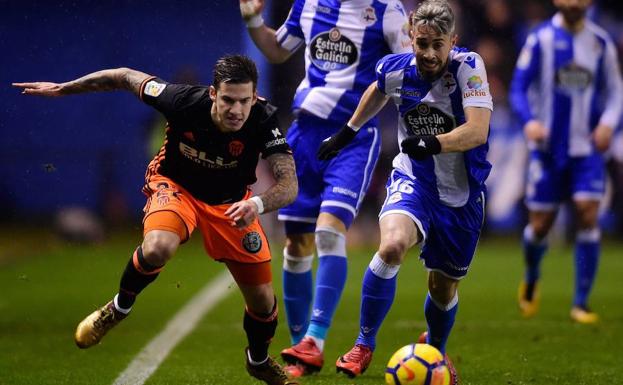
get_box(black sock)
[117,246,162,309]
[244,298,278,363]
[525,282,536,301]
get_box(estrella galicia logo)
[556,62,592,91]
[310,28,358,71]
[242,231,262,253]
[403,103,456,136]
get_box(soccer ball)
[385,343,450,385]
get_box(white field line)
[112,271,235,385]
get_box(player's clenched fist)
[523,119,548,142]
[239,0,264,20]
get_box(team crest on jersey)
[404,103,456,136]
[556,62,592,91]
[440,73,457,95]
[228,140,244,156]
[361,7,377,26]
[144,80,166,97]
[242,231,262,253]
[310,28,358,71]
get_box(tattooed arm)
[258,152,298,212]
[225,152,298,228]
[13,67,152,98]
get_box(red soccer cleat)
[280,337,323,376]
[418,331,428,344]
[418,332,459,385]
[335,344,373,378]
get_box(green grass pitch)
[1,230,621,385]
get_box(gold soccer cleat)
[570,306,599,324]
[74,301,127,348]
[518,281,540,318]
[245,348,299,385]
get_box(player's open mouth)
[421,61,438,70]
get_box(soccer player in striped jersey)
[240,0,411,377]
[510,0,622,324]
[318,1,492,383]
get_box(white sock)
[246,349,268,366]
[113,294,132,314]
[307,335,325,351]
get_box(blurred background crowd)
[2,0,622,245]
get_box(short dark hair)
[212,54,258,91]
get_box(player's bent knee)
[378,240,409,264]
[531,224,550,240]
[315,226,346,256]
[142,234,179,266]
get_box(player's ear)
[451,34,458,46]
[252,90,258,105]
[209,85,217,102]
[408,27,414,40]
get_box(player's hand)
[12,82,65,97]
[225,199,259,228]
[239,0,264,20]
[400,135,441,160]
[593,124,613,153]
[523,119,547,142]
[317,124,359,160]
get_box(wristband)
[249,196,264,214]
[246,14,264,28]
[346,123,361,132]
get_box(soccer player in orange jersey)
[14,55,299,385]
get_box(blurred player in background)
[317,1,492,383]
[239,0,411,378]
[14,55,299,385]
[510,0,622,323]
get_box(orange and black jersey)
[140,77,291,205]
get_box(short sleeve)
[140,77,206,117]
[383,1,411,54]
[375,56,391,95]
[275,0,305,54]
[457,53,493,111]
[259,109,291,158]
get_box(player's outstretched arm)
[239,0,292,63]
[13,68,152,98]
[317,82,389,160]
[225,152,297,228]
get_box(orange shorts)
[142,175,272,265]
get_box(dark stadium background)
[1,2,622,385]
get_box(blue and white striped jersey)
[276,0,411,123]
[376,48,493,207]
[510,13,623,159]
